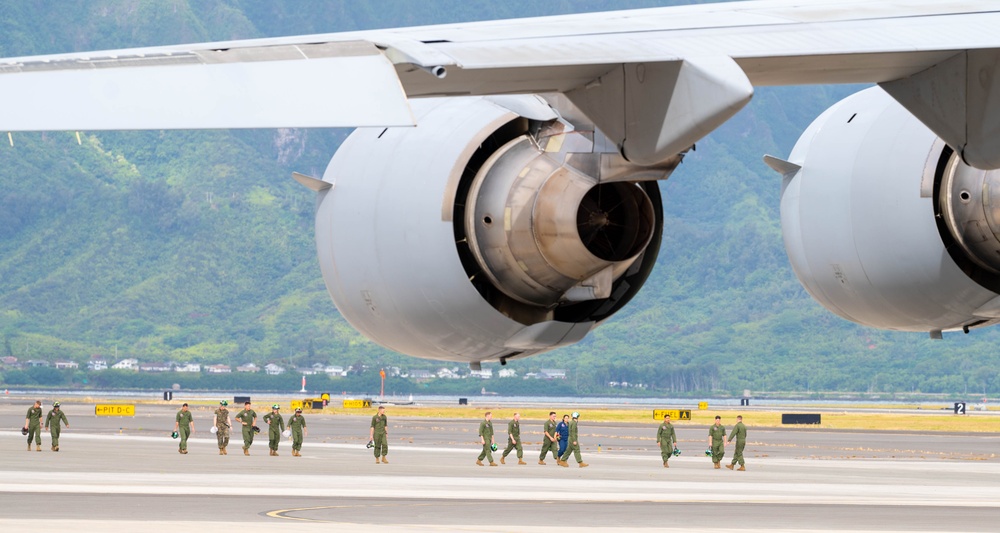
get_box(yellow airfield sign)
[95,404,135,417]
[343,399,372,409]
[652,409,691,421]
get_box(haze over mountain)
[1,1,997,396]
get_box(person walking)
[44,402,69,452]
[173,403,195,454]
[288,407,307,457]
[263,404,285,456]
[708,415,726,469]
[726,415,747,471]
[557,414,570,458]
[538,412,559,465]
[369,405,388,464]
[214,400,231,455]
[501,413,526,465]
[477,411,497,466]
[235,401,257,456]
[24,400,43,452]
[656,413,677,468]
[558,412,588,468]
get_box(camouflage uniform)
[175,409,193,452]
[288,413,306,453]
[25,405,43,449]
[263,410,285,453]
[370,412,388,459]
[559,419,584,465]
[501,418,523,461]
[539,419,559,462]
[709,423,726,466]
[236,407,257,452]
[477,419,495,463]
[214,407,231,451]
[657,420,677,466]
[45,408,68,451]
[728,421,747,468]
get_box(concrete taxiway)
[1,400,998,532]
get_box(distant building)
[539,369,567,379]
[87,359,107,371]
[436,368,458,379]
[236,363,259,373]
[498,368,517,378]
[410,369,434,380]
[206,364,231,374]
[175,363,201,373]
[264,363,285,375]
[26,360,50,368]
[139,362,171,372]
[469,368,493,379]
[1,356,18,365]
[324,365,345,376]
[54,361,79,370]
[111,358,138,370]
[297,367,318,375]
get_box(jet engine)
[780,87,1000,336]
[310,96,676,362]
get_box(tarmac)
[1,400,998,532]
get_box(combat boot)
[538,460,546,465]
[222,447,227,455]
[54,446,59,452]
[476,460,484,466]
[578,462,589,468]
[518,460,527,465]
[51,446,55,451]
[489,462,498,467]
[219,449,224,455]
[737,465,745,471]
[714,462,720,469]
[36,445,41,452]
[725,464,734,470]
[27,443,31,451]
[376,457,381,464]
[243,447,249,456]
[381,456,388,464]
[500,456,505,464]
[664,462,669,468]
[558,460,568,467]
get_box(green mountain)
[1,1,997,397]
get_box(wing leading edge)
[0,0,999,166]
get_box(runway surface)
[1,401,998,532]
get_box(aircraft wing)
[0,0,998,165]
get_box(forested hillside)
[0,1,997,397]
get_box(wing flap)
[0,41,414,131]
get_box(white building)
[206,364,231,374]
[264,363,285,375]
[87,359,107,371]
[54,361,79,370]
[539,369,567,379]
[236,363,259,373]
[111,358,138,370]
[469,368,493,379]
[436,368,459,379]
[175,363,201,373]
[498,368,517,378]
[324,365,345,376]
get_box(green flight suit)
[539,419,559,461]
[502,419,523,460]
[657,421,677,463]
[709,424,726,464]
[559,419,583,464]
[477,419,495,462]
[288,414,306,452]
[371,413,388,458]
[175,410,193,451]
[25,406,43,446]
[45,408,68,449]
[214,407,231,449]
[236,408,257,450]
[264,411,285,451]
[728,421,747,467]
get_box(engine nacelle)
[781,87,1000,335]
[314,96,665,362]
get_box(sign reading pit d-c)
[95,404,135,417]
